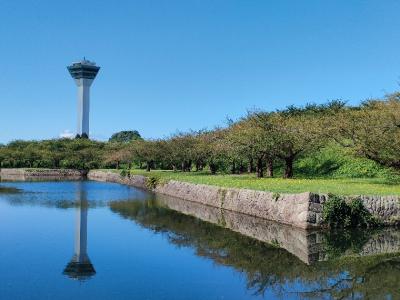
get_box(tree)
[109,130,142,143]
[229,115,278,178]
[103,143,133,169]
[131,139,163,171]
[200,129,229,174]
[332,93,400,169]
[267,108,326,178]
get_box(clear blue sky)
[1,0,400,143]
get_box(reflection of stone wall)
[155,194,325,264]
[0,168,86,181]
[155,194,400,264]
[359,229,400,256]
[87,170,400,229]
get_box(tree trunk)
[210,163,217,175]
[266,158,274,177]
[231,161,236,174]
[256,158,264,178]
[116,161,120,169]
[239,162,245,174]
[248,157,254,173]
[146,161,151,172]
[284,157,294,178]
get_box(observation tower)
[67,59,100,138]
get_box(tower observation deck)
[67,59,100,138]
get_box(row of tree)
[1,92,400,178]
[102,92,400,178]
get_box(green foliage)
[323,229,376,259]
[145,175,160,189]
[322,195,380,228]
[109,130,142,143]
[296,144,397,179]
[3,93,400,183]
[333,93,400,169]
[0,139,105,170]
[272,192,280,201]
[120,169,128,177]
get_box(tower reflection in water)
[63,183,96,280]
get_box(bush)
[146,175,160,189]
[322,194,380,228]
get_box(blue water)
[0,181,399,300]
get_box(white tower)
[67,59,100,138]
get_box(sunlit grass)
[128,169,400,196]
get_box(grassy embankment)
[127,169,400,196]
[123,146,400,196]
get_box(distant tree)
[109,130,142,143]
[131,139,163,171]
[200,129,229,174]
[103,143,133,169]
[229,115,278,178]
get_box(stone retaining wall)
[87,170,400,228]
[155,193,324,264]
[88,170,318,228]
[0,168,86,181]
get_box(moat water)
[0,181,399,300]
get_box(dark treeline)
[1,92,400,178]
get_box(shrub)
[146,175,160,190]
[322,194,380,228]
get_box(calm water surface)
[0,181,399,300]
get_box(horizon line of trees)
[1,92,400,178]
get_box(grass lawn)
[125,169,400,196]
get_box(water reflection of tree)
[110,199,400,299]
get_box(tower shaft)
[67,59,100,138]
[76,79,92,137]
